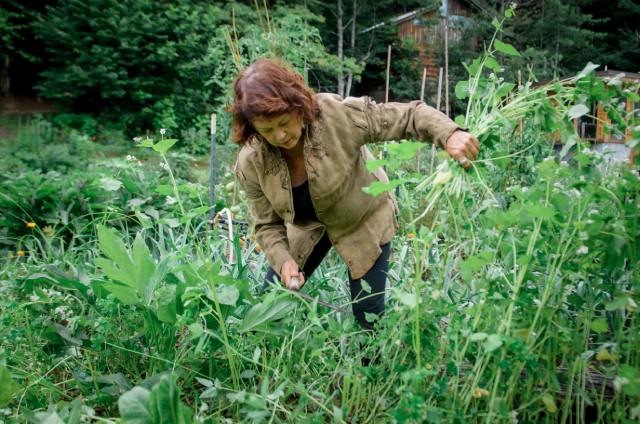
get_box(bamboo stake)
[417,67,427,172]
[518,70,523,146]
[209,113,217,227]
[436,67,443,111]
[385,45,391,103]
[431,68,444,173]
[420,67,427,102]
[444,3,450,116]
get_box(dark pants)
[263,233,390,330]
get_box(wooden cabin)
[573,70,639,166]
[394,0,478,83]
[361,0,479,102]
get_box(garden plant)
[0,8,639,423]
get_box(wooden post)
[420,67,427,103]
[209,113,217,226]
[518,70,523,145]
[431,68,444,173]
[444,1,450,116]
[436,67,443,111]
[417,67,427,172]
[385,45,391,103]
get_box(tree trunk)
[345,0,357,97]
[336,0,345,97]
[1,57,10,97]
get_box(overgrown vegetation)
[1,6,639,422]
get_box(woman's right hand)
[280,259,305,290]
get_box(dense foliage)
[1,8,639,421]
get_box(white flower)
[126,155,137,162]
[579,175,586,182]
[54,306,68,319]
[576,245,589,255]
[160,128,166,135]
[579,231,589,241]
[29,295,39,302]
[165,196,177,205]
[133,136,142,143]
[160,161,169,170]
[431,290,442,300]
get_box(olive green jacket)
[235,93,460,279]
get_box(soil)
[0,95,58,141]
[0,95,58,115]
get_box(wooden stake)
[436,67,443,111]
[518,70,524,146]
[417,67,428,172]
[420,67,427,103]
[385,45,391,103]
[444,2,450,116]
[431,68,444,173]
[209,113,217,226]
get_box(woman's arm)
[235,155,294,278]
[341,96,479,166]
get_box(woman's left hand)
[445,130,480,169]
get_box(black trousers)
[263,233,391,330]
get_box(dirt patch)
[0,95,58,115]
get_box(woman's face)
[250,112,303,150]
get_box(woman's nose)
[275,128,287,141]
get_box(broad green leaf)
[567,104,589,120]
[455,80,469,100]
[360,279,372,294]
[362,179,405,197]
[155,185,173,195]
[365,159,388,172]
[541,393,557,413]
[464,57,482,75]
[524,203,555,220]
[155,286,177,323]
[470,332,488,342]
[0,363,20,407]
[119,386,152,424]
[484,56,501,72]
[148,375,192,424]
[188,323,204,339]
[559,134,578,158]
[152,139,178,155]
[216,285,239,306]
[483,334,503,352]
[101,177,123,191]
[97,225,135,276]
[494,39,520,57]
[573,62,599,82]
[495,82,515,99]
[138,139,154,148]
[491,17,500,29]
[132,234,155,294]
[619,365,640,396]
[591,317,609,334]
[387,142,425,159]
[391,288,416,309]
[239,296,297,333]
[605,295,630,311]
[102,281,140,305]
[95,258,136,288]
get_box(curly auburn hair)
[230,58,320,145]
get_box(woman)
[232,58,479,330]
